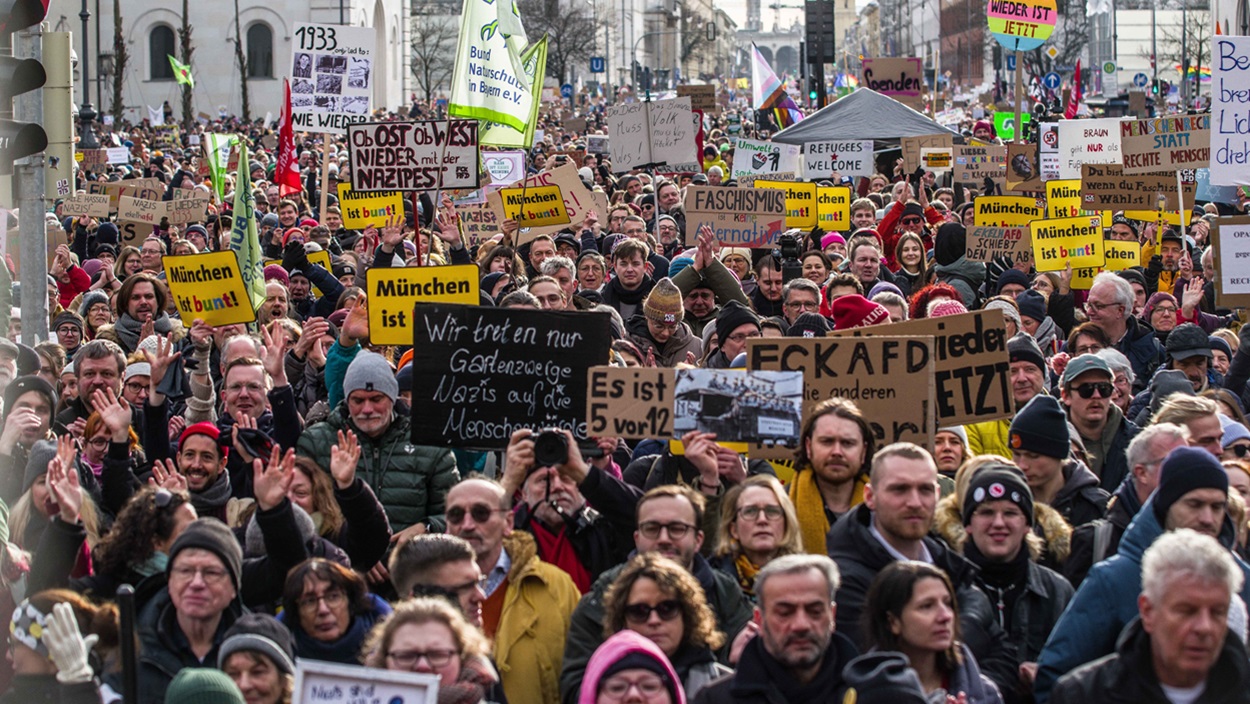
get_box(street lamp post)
[78,0,98,148]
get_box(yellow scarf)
[789,469,867,555]
[734,553,761,598]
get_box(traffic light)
[0,0,49,175]
[808,77,818,102]
[1151,78,1159,95]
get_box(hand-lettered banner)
[683,186,785,247]
[164,251,257,326]
[1119,114,1211,174]
[346,120,480,191]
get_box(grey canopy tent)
[770,88,964,145]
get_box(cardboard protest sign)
[1081,163,1195,210]
[747,335,936,448]
[803,140,873,179]
[457,201,500,249]
[1071,240,1143,289]
[563,117,588,134]
[1119,114,1211,174]
[585,135,610,155]
[486,163,608,243]
[953,144,1007,184]
[1029,215,1106,272]
[1057,117,1122,179]
[117,196,167,226]
[481,151,527,185]
[61,194,110,218]
[965,226,1032,264]
[731,138,801,184]
[167,190,209,225]
[1045,179,1084,218]
[605,98,697,171]
[288,23,375,134]
[672,369,804,445]
[1211,217,1250,306]
[367,265,480,345]
[683,186,786,247]
[587,367,675,439]
[1005,143,1042,192]
[756,180,817,229]
[410,304,612,449]
[817,186,852,231]
[345,120,479,191]
[973,196,1041,227]
[677,84,718,113]
[827,309,1013,427]
[88,179,162,212]
[294,661,437,704]
[902,134,954,173]
[861,58,925,109]
[1211,38,1250,186]
[336,183,404,229]
[164,251,256,326]
[498,185,571,227]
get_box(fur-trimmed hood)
[934,492,1073,564]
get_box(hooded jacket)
[626,315,703,367]
[578,631,685,704]
[1033,497,1250,703]
[1073,405,1139,492]
[1062,476,1141,589]
[1049,460,1111,529]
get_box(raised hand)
[329,429,361,489]
[295,317,330,358]
[340,297,369,346]
[90,387,132,442]
[142,333,182,404]
[681,430,720,490]
[259,321,289,386]
[148,458,188,492]
[380,215,405,251]
[47,441,82,525]
[1182,275,1205,313]
[434,206,462,246]
[252,445,296,511]
[231,413,260,462]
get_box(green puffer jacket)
[296,403,459,531]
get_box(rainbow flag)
[751,44,803,125]
[1176,64,1212,83]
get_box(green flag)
[479,35,548,149]
[169,55,194,88]
[230,142,266,312]
[205,133,239,204]
[449,0,534,131]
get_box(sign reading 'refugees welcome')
[410,304,612,450]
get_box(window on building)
[247,23,274,78]
[150,25,176,80]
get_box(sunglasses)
[1229,444,1250,458]
[623,600,682,624]
[1071,382,1113,399]
[901,217,924,225]
[446,504,506,525]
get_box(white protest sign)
[294,661,438,704]
[731,138,801,184]
[345,120,480,191]
[1212,217,1250,306]
[106,147,130,164]
[481,151,527,185]
[1057,117,1122,179]
[288,23,375,134]
[606,98,697,170]
[803,140,873,179]
[1211,37,1250,186]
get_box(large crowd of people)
[3,94,1249,704]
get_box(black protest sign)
[411,304,612,449]
[826,309,1012,426]
[346,120,480,191]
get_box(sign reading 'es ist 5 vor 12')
[346,121,480,191]
[410,305,612,450]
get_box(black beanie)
[1151,446,1229,526]
[842,652,927,704]
[963,464,1034,526]
[23,439,57,493]
[1007,332,1046,374]
[1009,395,1070,459]
[4,375,57,423]
[168,518,244,592]
[788,311,832,338]
[219,613,296,674]
[1016,289,1047,323]
[996,268,1031,295]
[715,300,760,348]
[902,202,925,220]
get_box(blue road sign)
[561,83,574,99]
[1043,72,1061,90]
[1006,54,1016,71]
[1133,72,1149,88]
[590,57,605,73]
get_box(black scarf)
[190,470,232,515]
[965,539,1030,632]
[114,312,173,352]
[607,275,653,306]
[733,631,849,704]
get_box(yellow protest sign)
[164,251,256,326]
[1071,241,1143,289]
[756,180,817,229]
[816,186,852,231]
[920,147,952,172]
[336,183,405,230]
[264,250,335,294]
[1123,209,1184,226]
[367,265,481,345]
[974,196,1041,227]
[499,185,571,227]
[1030,215,1106,272]
[1045,180,1083,218]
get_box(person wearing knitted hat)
[1009,395,1110,528]
[928,298,968,318]
[627,278,702,367]
[51,311,85,359]
[981,296,1021,337]
[788,311,832,338]
[165,669,245,704]
[841,652,928,704]
[1033,446,1250,702]
[959,464,1074,678]
[933,427,969,478]
[995,269,1031,299]
[706,300,760,369]
[219,613,297,704]
[831,294,890,330]
[7,591,118,703]
[77,290,113,339]
[1163,322,1214,393]
[296,349,458,538]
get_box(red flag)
[1065,60,1081,119]
[276,77,302,197]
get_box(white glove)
[43,602,98,684]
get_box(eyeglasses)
[900,217,924,226]
[446,504,506,525]
[56,326,81,336]
[650,320,680,332]
[1071,382,1114,399]
[637,521,696,540]
[297,588,347,613]
[738,504,784,521]
[225,382,265,395]
[726,331,762,344]
[1229,444,1250,458]
[86,437,110,449]
[623,599,682,624]
[1084,300,1123,314]
[125,382,148,395]
[1152,305,1178,314]
[600,675,667,700]
[785,300,820,311]
[386,649,457,669]
[170,565,229,584]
